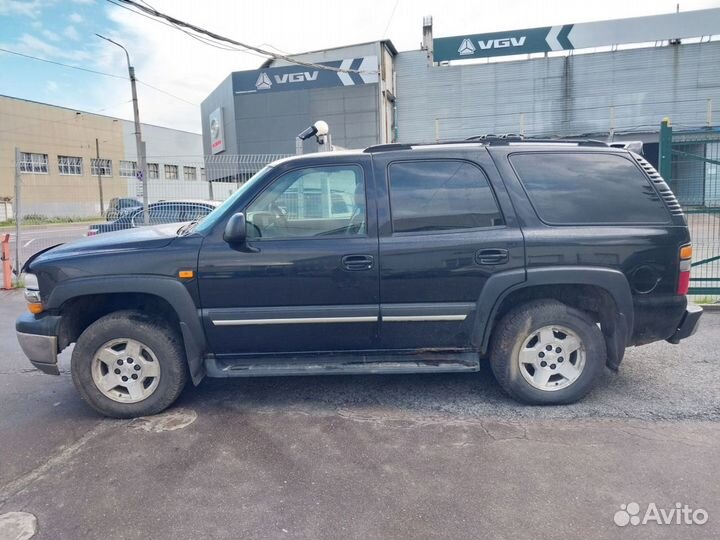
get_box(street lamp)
[96,34,149,224]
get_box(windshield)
[194,165,274,235]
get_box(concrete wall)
[200,42,389,157]
[395,40,720,142]
[122,121,203,180]
[231,84,379,154]
[0,96,202,217]
[0,96,127,217]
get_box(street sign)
[433,8,720,62]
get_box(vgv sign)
[234,57,378,95]
[435,25,574,62]
[477,36,527,50]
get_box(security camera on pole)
[96,34,149,224]
[296,120,331,154]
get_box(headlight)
[23,273,41,304]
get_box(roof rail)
[363,138,608,153]
[363,143,413,153]
[466,135,608,147]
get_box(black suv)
[16,140,702,418]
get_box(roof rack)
[362,143,413,153]
[363,137,608,153]
[466,135,608,147]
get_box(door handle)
[342,254,374,271]
[476,248,509,265]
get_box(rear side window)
[388,160,504,233]
[509,153,670,225]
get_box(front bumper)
[666,303,703,344]
[15,312,62,375]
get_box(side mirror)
[223,212,247,245]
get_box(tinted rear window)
[509,152,670,224]
[388,160,504,233]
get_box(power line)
[112,0,378,74]
[0,47,126,80]
[106,0,268,58]
[0,46,197,106]
[383,0,400,38]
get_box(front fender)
[47,276,206,384]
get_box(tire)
[71,310,188,418]
[489,299,606,405]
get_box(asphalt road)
[0,223,91,271]
[0,289,718,540]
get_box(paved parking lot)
[0,289,718,540]
[1,223,90,271]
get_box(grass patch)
[0,215,102,227]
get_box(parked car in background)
[105,198,142,221]
[88,200,220,236]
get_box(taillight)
[86,229,97,237]
[677,244,692,295]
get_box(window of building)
[200,168,206,182]
[58,155,83,175]
[147,163,159,179]
[388,160,504,233]
[119,160,137,177]
[19,152,48,174]
[91,158,112,176]
[183,166,197,181]
[509,153,671,225]
[164,164,178,180]
[246,165,365,239]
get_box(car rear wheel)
[71,310,187,418]
[489,300,606,405]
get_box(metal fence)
[3,154,288,278]
[659,122,720,298]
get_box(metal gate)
[659,121,720,295]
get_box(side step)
[205,351,480,378]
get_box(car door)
[373,149,525,349]
[198,158,380,357]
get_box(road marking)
[0,421,117,505]
[23,239,35,248]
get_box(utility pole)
[14,148,21,281]
[96,34,149,223]
[95,138,105,217]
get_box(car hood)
[31,223,181,264]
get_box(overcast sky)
[1,0,719,133]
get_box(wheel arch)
[48,276,206,385]
[474,266,634,370]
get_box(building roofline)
[259,39,397,68]
[0,94,201,136]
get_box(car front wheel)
[71,310,187,418]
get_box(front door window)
[246,165,366,239]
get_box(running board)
[205,351,480,378]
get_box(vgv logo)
[457,38,476,56]
[477,36,527,49]
[273,71,319,84]
[255,72,272,90]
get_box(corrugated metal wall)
[395,41,720,142]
